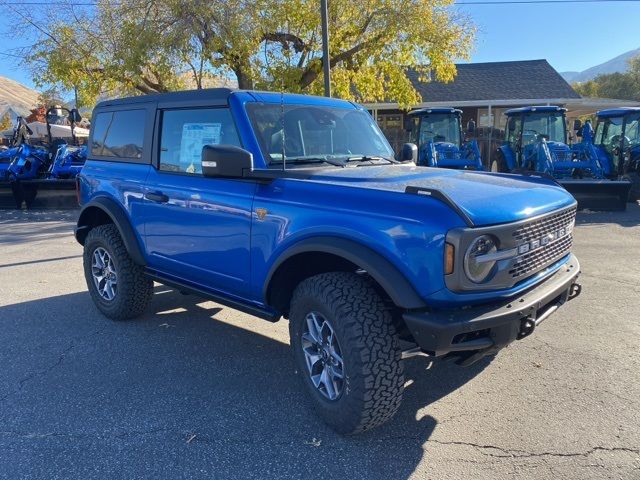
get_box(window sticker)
[180,123,222,173]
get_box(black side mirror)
[201,144,253,178]
[467,119,476,136]
[400,143,418,162]
[573,119,582,131]
[69,108,82,124]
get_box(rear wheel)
[623,172,640,203]
[289,272,404,434]
[83,224,153,320]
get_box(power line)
[0,52,24,58]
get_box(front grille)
[509,235,573,278]
[509,207,576,279]
[550,149,572,162]
[512,207,576,242]
[439,151,457,160]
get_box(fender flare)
[263,236,428,310]
[75,196,146,266]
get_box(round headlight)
[464,235,498,284]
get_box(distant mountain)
[561,47,640,83]
[560,71,580,83]
[0,75,39,119]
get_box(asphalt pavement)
[0,206,639,479]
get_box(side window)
[159,108,240,174]
[91,109,145,159]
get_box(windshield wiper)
[271,156,346,167]
[345,155,399,165]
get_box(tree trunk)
[234,66,254,90]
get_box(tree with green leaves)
[0,112,13,131]
[572,55,640,101]
[23,0,474,108]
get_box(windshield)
[521,112,566,144]
[246,103,394,166]
[418,114,461,146]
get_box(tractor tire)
[289,272,404,435]
[10,182,23,209]
[623,172,640,203]
[83,224,153,320]
[490,153,505,173]
[23,186,38,210]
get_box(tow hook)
[569,282,582,300]
[518,317,536,340]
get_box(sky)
[1,1,640,90]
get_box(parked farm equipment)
[0,106,87,209]
[406,108,483,170]
[574,107,640,203]
[493,106,631,211]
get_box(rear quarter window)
[91,109,146,161]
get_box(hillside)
[561,47,640,83]
[0,75,39,118]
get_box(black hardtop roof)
[95,88,237,108]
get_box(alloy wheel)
[301,311,345,401]
[91,247,117,301]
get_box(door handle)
[144,191,169,203]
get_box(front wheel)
[289,272,404,434]
[490,152,505,173]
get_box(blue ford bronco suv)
[76,88,582,434]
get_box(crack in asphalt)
[0,325,109,403]
[2,427,638,463]
[427,439,640,460]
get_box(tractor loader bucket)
[19,179,78,209]
[560,179,632,211]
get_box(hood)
[303,164,575,226]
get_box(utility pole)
[320,0,331,97]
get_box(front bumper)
[403,254,581,359]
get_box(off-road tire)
[289,272,404,435]
[83,224,153,320]
[623,171,640,203]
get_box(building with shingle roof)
[365,59,638,163]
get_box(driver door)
[142,106,256,298]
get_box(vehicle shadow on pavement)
[575,201,640,227]
[0,286,491,479]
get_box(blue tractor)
[574,107,640,203]
[494,106,632,211]
[0,116,33,177]
[0,106,86,208]
[406,108,483,170]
